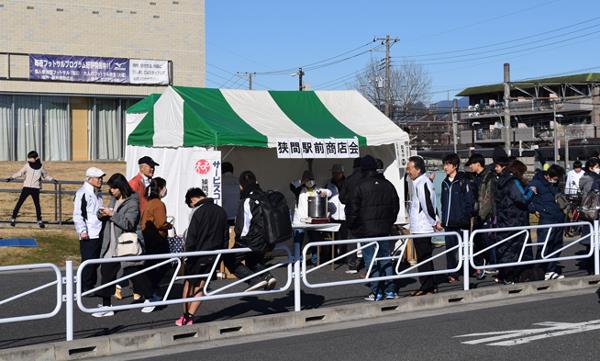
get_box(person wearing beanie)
[7,150,56,228]
[347,154,400,301]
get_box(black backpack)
[251,190,292,245]
[580,190,600,221]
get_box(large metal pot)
[307,195,328,218]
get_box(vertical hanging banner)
[276,138,359,159]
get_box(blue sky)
[205,0,600,103]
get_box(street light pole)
[553,102,558,164]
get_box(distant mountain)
[432,97,469,112]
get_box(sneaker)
[245,280,267,292]
[345,269,358,274]
[9,218,15,227]
[175,315,193,326]
[265,276,277,290]
[545,272,558,280]
[141,300,155,313]
[485,269,499,276]
[91,304,114,318]
[557,274,565,279]
[133,293,142,301]
[385,291,397,300]
[475,269,486,280]
[114,285,123,300]
[364,293,384,302]
[37,221,45,229]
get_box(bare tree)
[355,59,431,117]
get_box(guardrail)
[0,178,80,224]
[301,231,464,289]
[0,263,62,324]
[1,221,599,343]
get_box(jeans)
[294,230,319,264]
[79,238,102,291]
[361,238,394,295]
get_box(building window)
[42,97,70,161]
[0,95,13,161]
[14,95,42,161]
[90,98,123,160]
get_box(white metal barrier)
[0,263,62,324]
[469,221,598,275]
[74,245,293,316]
[301,232,464,290]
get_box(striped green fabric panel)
[174,87,268,147]
[127,110,154,146]
[126,93,161,114]
[269,91,366,146]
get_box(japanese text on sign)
[276,138,360,159]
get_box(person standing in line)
[406,156,440,296]
[92,173,154,318]
[440,153,474,285]
[140,177,172,295]
[466,153,497,278]
[493,157,534,284]
[339,157,364,273]
[7,150,56,228]
[578,157,600,194]
[176,188,229,326]
[73,167,105,292]
[565,160,584,195]
[224,171,277,291]
[528,164,566,280]
[129,156,159,213]
[346,155,399,301]
[222,162,240,226]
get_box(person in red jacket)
[128,156,159,213]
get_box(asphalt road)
[114,290,600,361]
[0,239,595,350]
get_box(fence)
[0,179,80,224]
[0,221,599,342]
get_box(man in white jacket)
[407,156,440,296]
[73,167,105,292]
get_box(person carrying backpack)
[224,170,291,292]
[440,153,474,284]
[528,164,566,280]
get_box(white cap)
[85,167,105,178]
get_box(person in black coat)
[346,155,400,300]
[177,187,229,326]
[224,171,277,292]
[528,165,566,279]
[339,157,364,273]
[493,158,534,284]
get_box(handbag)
[112,223,142,257]
[166,216,185,254]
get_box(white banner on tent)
[276,138,359,159]
[125,146,221,235]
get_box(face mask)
[160,188,168,198]
[548,179,558,184]
[306,180,315,188]
[594,168,600,174]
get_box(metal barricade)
[301,232,464,289]
[469,221,597,274]
[0,263,62,324]
[74,245,293,315]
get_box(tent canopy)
[127,86,408,148]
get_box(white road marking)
[456,320,600,346]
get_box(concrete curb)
[2,275,599,361]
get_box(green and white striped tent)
[126,86,409,148]
[125,86,410,231]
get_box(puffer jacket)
[528,171,565,223]
[579,171,600,194]
[441,171,474,229]
[494,171,534,228]
[346,171,400,237]
[235,186,269,252]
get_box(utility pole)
[452,98,459,154]
[298,67,305,91]
[503,63,511,156]
[375,34,399,118]
[237,72,256,90]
